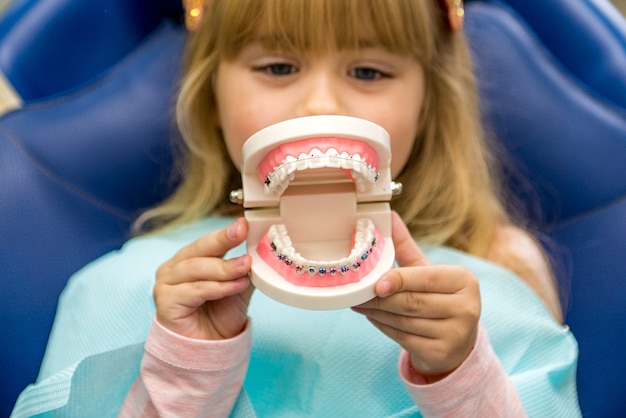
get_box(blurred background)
[1,0,10,12]
[1,1,625,418]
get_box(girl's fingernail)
[227,219,241,239]
[378,280,392,297]
[235,255,248,267]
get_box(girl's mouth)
[239,116,398,310]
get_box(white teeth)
[296,153,309,170]
[339,152,352,170]
[277,167,288,182]
[351,154,362,169]
[308,148,326,169]
[284,155,298,176]
[326,148,341,168]
[267,219,377,277]
[264,148,379,195]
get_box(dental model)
[237,116,399,310]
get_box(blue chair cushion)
[0,21,185,415]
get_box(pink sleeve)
[399,323,527,417]
[118,317,251,418]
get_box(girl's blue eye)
[255,63,298,76]
[349,67,386,81]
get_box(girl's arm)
[399,322,526,417]
[119,318,251,418]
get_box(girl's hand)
[153,217,253,341]
[353,212,481,382]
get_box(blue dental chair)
[0,1,185,416]
[0,0,183,104]
[1,0,625,417]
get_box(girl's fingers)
[353,307,445,338]
[158,254,251,286]
[365,316,473,375]
[168,218,248,264]
[374,211,433,298]
[158,276,251,309]
[357,291,465,318]
[358,266,480,321]
[390,211,431,268]
[374,264,477,299]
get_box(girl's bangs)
[215,0,433,61]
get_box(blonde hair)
[135,0,510,257]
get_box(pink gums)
[256,227,384,287]
[257,137,380,184]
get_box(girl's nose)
[296,70,346,117]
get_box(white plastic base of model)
[242,115,395,310]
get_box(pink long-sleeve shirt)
[119,318,525,418]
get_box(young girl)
[12,0,579,416]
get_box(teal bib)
[12,217,580,417]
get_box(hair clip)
[183,0,205,31]
[444,0,465,32]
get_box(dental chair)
[0,0,183,108]
[0,1,185,415]
[465,1,626,417]
[1,0,625,417]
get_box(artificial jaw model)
[235,116,400,310]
